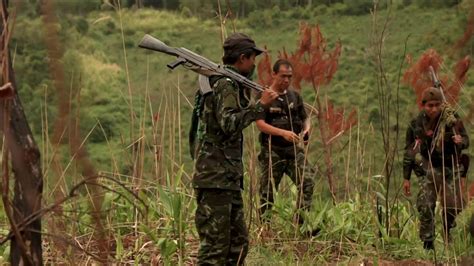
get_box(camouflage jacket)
[413,110,469,168]
[192,67,264,191]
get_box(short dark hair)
[273,59,292,73]
[222,48,256,65]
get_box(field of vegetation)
[1,0,474,264]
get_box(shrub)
[76,18,89,34]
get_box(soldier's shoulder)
[212,76,238,91]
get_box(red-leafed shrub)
[403,49,470,108]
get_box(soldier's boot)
[423,240,434,250]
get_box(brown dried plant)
[322,101,358,145]
[403,49,470,108]
[279,23,342,91]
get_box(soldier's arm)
[256,119,289,136]
[214,78,263,135]
[456,119,469,150]
[403,120,417,180]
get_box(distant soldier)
[256,59,316,231]
[403,87,469,250]
[192,33,279,265]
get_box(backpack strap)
[189,90,203,160]
[189,75,222,159]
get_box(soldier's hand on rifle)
[281,130,300,143]
[452,134,463,145]
[260,89,279,106]
[403,179,411,196]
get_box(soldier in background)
[191,33,278,265]
[256,59,316,233]
[403,87,469,250]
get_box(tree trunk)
[0,0,43,265]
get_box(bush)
[76,18,89,34]
[247,6,282,28]
[55,0,101,14]
[313,4,329,15]
[414,0,459,8]
[342,0,373,16]
[329,3,348,15]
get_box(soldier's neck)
[270,84,287,95]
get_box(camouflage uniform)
[257,89,315,221]
[412,110,468,242]
[403,118,425,180]
[193,71,264,265]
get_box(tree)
[0,0,43,264]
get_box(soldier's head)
[222,33,265,76]
[271,59,293,92]
[421,87,443,120]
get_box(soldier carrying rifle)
[403,86,469,250]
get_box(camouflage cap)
[223,33,265,55]
[421,87,443,104]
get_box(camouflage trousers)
[194,188,248,265]
[258,146,315,221]
[416,166,465,242]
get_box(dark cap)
[223,33,265,55]
[421,87,443,104]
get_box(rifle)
[138,34,281,100]
[429,66,447,101]
[428,66,459,151]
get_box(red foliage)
[257,46,273,87]
[403,49,471,108]
[256,23,355,143]
[280,23,342,90]
[322,101,358,143]
[454,9,474,51]
[447,56,471,103]
[469,181,474,201]
[257,22,342,91]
